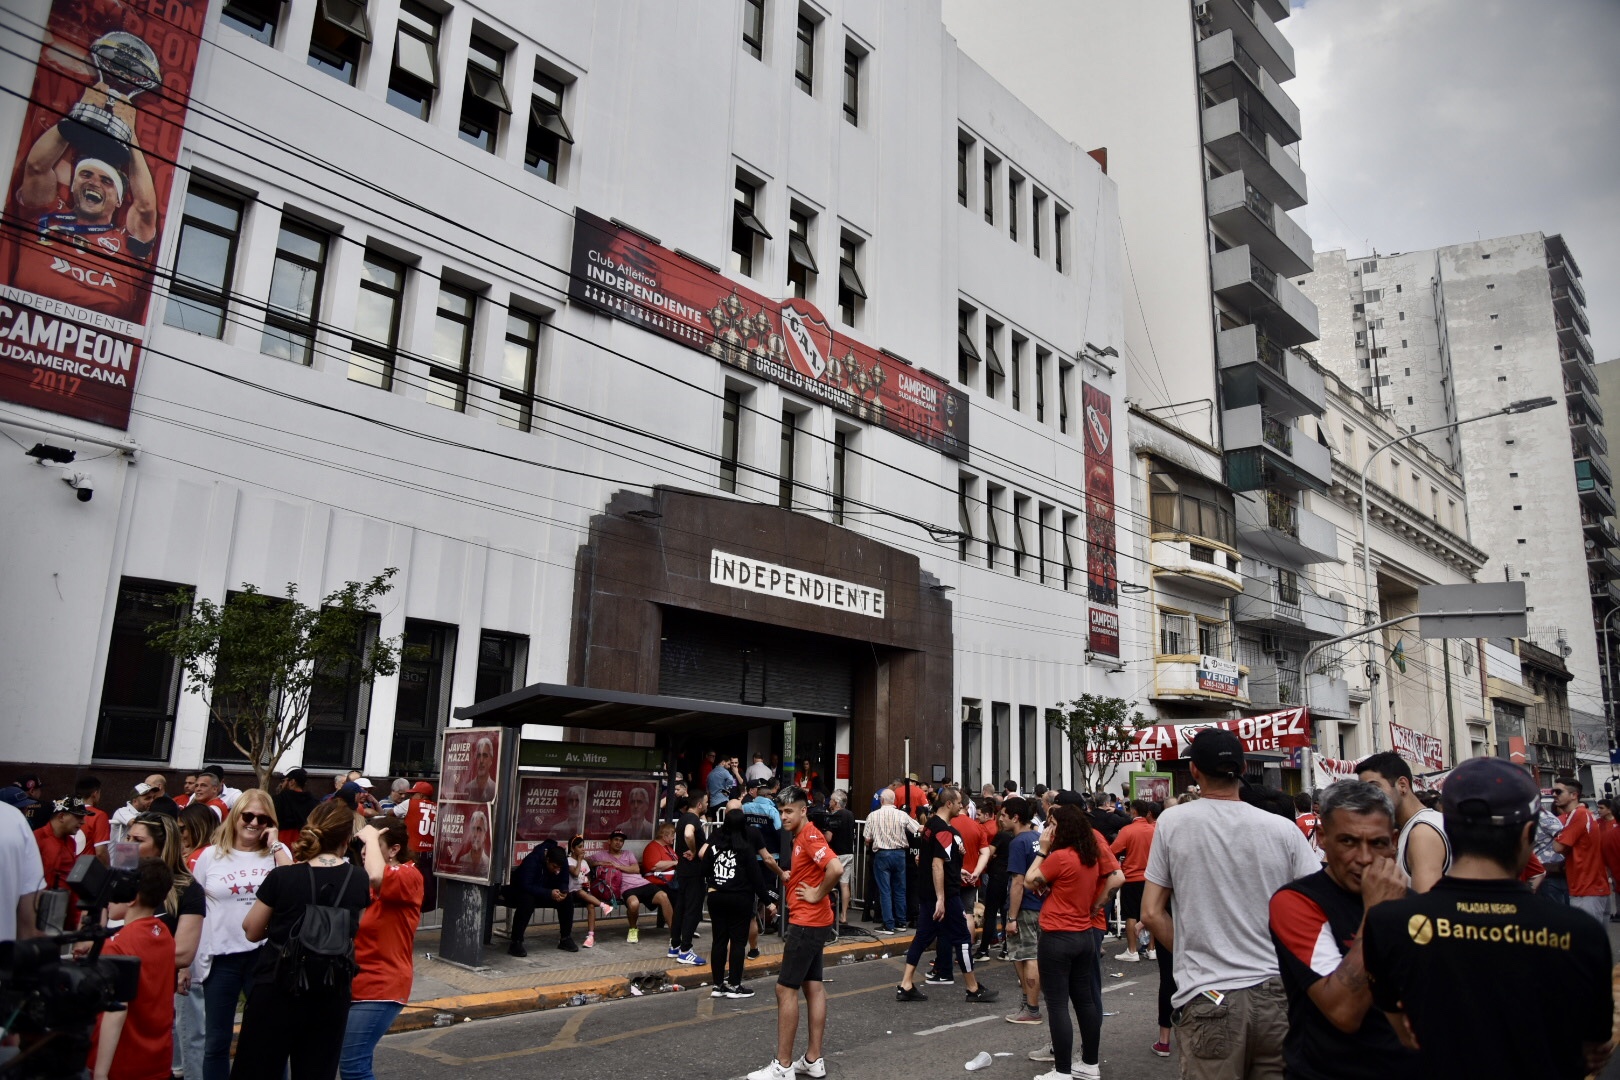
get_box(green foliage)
[150,570,401,788]
[1046,694,1145,793]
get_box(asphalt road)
[374,945,1174,1080]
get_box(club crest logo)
[780,300,830,381]
[1086,401,1111,454]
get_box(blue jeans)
[339,1000,405,1080]
[202,949,260,1080]
[872,848,907,929]
[176,985,206,1080]
[1540,873,1569,905]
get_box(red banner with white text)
[1083,380,1118,655]
[567,208,967,458]
[0,0,209,428]
[1390,720,1446,772]
[1086,708,1313,762]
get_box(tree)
[151,570,401,789]
[1046,694,1145,795]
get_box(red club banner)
[568,208,968,458]
[1390,720,1446,772]
[0,0,209,429]
[1085,708,1313,762]
[1082,380,1118,655]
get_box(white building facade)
[0,0,1126,799]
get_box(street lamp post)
[1356,397,1557,752]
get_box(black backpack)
[274,863,360,996]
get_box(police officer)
[1362,757,1615,1079]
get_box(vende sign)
[1390,721,1446,772]
[1086,707,1312,762]
[1196,655,1241,696]
[710,549,885,619]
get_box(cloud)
[1289,0,1620,359]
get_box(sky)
[1287,0,1620,361]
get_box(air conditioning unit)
[1261,632,1282,652]
[1194,3,1212,24]
[961,704,982,725]
[1272,650,1292,665]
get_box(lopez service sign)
[710,550,885,619]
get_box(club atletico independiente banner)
[567,208,968,459]
[1082,380,1119,656]
[1085,708,1313,762]
[0,0,209,429]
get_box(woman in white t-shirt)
[566,834,613,948]
[191,789,290,1080]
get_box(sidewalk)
[395,912,917,1033]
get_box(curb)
[391,931,913,1033]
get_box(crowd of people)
[2,765,432,1080]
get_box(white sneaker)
[1145,948,1158,960]
[1032,1071,1069,1080]
[1117,950,1141,962]
[1073,1063,1102,1080]
[793,1055,828,1078]
[746,1061,793,1080]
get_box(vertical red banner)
[0,0,209,429]
[1083,381,1119,656]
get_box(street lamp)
[1356,396,1557,751]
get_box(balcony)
[1207,172,1313,276]
[1236,576,1346,639]
[1570,419,1608,457]
[1306,670,1353,718]
[1564,347,1597,391]
[1151,538,1244,598]
[1252,0,1289,22]
[1587,545,1620,579]
[1566,380,1603,427]
[1218,324,1324,420]
[1554,288,1591,335]
[1581,511,1618,547]
[1236,489,1338,564]
[1151,654,1251,706]
[1204,0,1295,82]
[1223,404,1332,493]
[1546,234,1583,282]
[1592,578,1620,606]
[1196,30,1302,145]
[1558,320,1594,362]
[1211,245,1319,346]
[1201,99,1308,210]
[1578,474,1616,515]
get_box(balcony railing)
[1262,414,1293,453]
[1245,183,1275,223]
[1266,489,1298,537]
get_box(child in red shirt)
[89,858,176,1080]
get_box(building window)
[984,320,1005,399]
[1010,335,1024,412]
[1035,348,1048,422]
[1160,611,1191,655]
[719,388,743,492]
[1148,466,1236,546]
[1059,360,1072,433]
[832,429,849,524]
[1276,569,1300,605]
[386,0,440,120]
[304,613,382,769]
[991,701,1010,791]
[164,184,243,339]
[958,474,976,561]
[525,68,573,183]
[348,252,406,389]
[1032,189,1046,257]
[1013,495,1030,576]
[778,408,798,508]
[1008,172,1022,242]
[1054,206,1068,272]
[837,233,865,326]
[496,308,542,431]
[1198,620,1225,658]
[427,283,476,412]
[261,219,328,365]
[842,41,861,125]
[957,307,979,385]
[961,701,983,794]
[731,173,770,278]
[787,207,817,299]
[957,133,971,207]
[795,12,816,94]
[1363,288,1383,303]
[1019,705,1039,793]
[983,154,997,225]
[742,0,764,59]
[390,620,457,777]
[221,0,282,44]
[460,35,512,152]
[307,0,369,85]
[1062,512,1079,589]
[474,630,528,703]
[986,484,1005,568]
[93,579,190,761]
[1045,709,1065,788]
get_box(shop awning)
[453,681,795,737]
[1085,707,1312,762]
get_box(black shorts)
[623,882,667,906]
[777,923,833,989]
[1119,880,1145,921]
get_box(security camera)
[64,473,93,502]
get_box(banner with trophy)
[0,0,209,429]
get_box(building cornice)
[1329,460,1490,576]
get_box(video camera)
[0,847,143,1080]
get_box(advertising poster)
[584,779,659,842]
[1082,381,1119,656]
[0,0,209,428]
[1196,655,1241,696]
[568,209,968,458]
[1129,771,1172,803]
[1390,721,1446,772]
[433,800,494,884]
[442,727,502,803]
[512,776,587,863]
[1086,707,1313,762]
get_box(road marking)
[913,1014,999,1036]
[1103,979,1139,993]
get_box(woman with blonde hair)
[125,812,207,1080]
[234,798,371,1079]
[193,789,291,1080]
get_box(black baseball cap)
[1188,727,1245,779]
[1441,757,1539,826]
[1054,789,1087,807]
[609,829,628,840]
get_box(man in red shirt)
[1553,779,1611,924]
[175,770,228,820]
[77,776,111,851]
[747,786,842,1080]
[951,797,990,946]
[1110,799,1157,961]
[1294,792,1321,849]
[89,858,175,1080]
[33,796,85,890]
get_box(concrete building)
[1299,235,1609,739]
[945,0,1331,785]
[0,0,1127,802]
